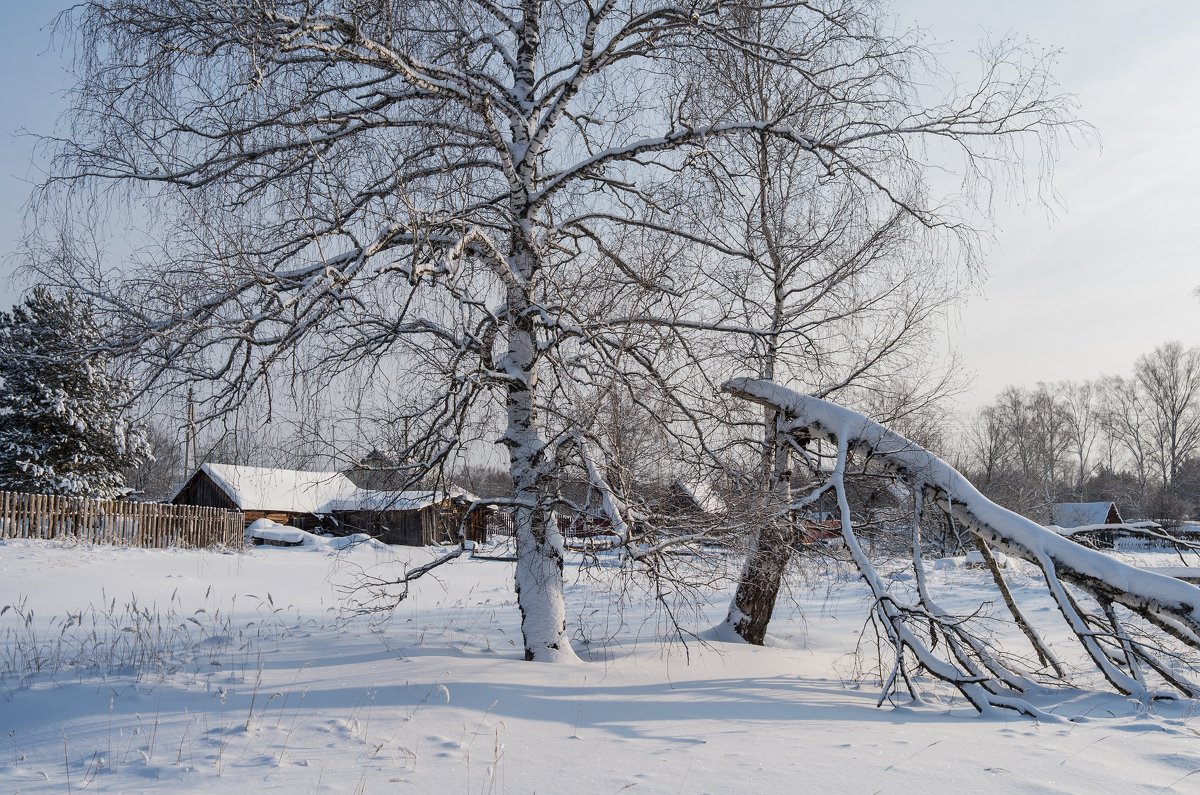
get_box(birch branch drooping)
[725,377,1200,713]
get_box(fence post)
[55,495,66,540]
[47,494,57,539]
[24,493,34,539]
[101,499,112,544]
[82,497,93,544]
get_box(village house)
[172,463,487,546]
[1050,501,1124,528]
[1048,501,1169,549]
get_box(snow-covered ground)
[3,536,1200,793]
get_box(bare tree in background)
[1099,374,1163,514]
[665,1,1077,643]
[1059,379,1100,496]
[123,421,185,500]
[961,385,1073,522]
[1135,342,1200,491]
[32,0,1077,661]
[964,402,1008,486]
[961,351,1200,525]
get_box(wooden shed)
[327,498,488,546]
[172,463,486,546]
[172,464,350,531]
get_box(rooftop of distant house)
[174,463,470,515]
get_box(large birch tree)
[34,0,1076,661]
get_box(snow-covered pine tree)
[0,287,149,498]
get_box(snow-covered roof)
[197,464,357,513]
[181,463,468,515]
[1050,502,1122,528]
[325,487,474,513]
[674,480,724,513]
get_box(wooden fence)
[0,490,244,549]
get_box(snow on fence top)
[184,463,468,515]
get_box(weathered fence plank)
[0,490,244,549]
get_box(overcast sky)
[895,1,1200,410]
[1,2,1197,412]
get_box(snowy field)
[3,537,1200,793]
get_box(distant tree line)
[959,341,1200,524]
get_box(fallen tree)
[725,377,1200,717]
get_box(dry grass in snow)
[3,537,1200,793]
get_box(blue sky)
[0,2,1197,410]
[0,5,71,300]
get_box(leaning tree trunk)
[725,377,1200,716]
[726,406,795,644]
[725,140,800,646]
[727,524,792,644]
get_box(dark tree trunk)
[728,524,792,644]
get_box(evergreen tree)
[0,287,149,497]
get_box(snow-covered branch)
[726,377,1200,710]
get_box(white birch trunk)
[504,316,577,662]
[499,2,576,663]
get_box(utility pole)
[184,387,197,473]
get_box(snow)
[245,518,306,544]
[1142,567,1200,584]
[5,538,1200,793]
[962,549,1008,567]
[324,488,464,513]
[189,463,359,513]
[181,463,466,515]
